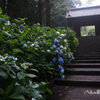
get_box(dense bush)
[0,7,78,100]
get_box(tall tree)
[50,0,81,28]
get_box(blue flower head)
[68,61,70,64]
[58,65,63,70]
[59,51,63,56]
[55,49,59,53]
[21,41,25,45]
[32,98,36,100]
[42,40,46,43]
[8,55,14,59]
[60,69,64,74]
[61,75,65,80]
[52,58,56,63]
[43,26,47,30]
[54,39,59,46]
[72,57,75,59]
[12,23,16,25]
[53,45,56,48]
[65,53,67,56]
[11,29,15,33]
[50,61,53,64]
[58,58,64,64]
[19,25,24,31]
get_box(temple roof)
[66,5,100,18]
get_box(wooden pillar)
[74,23,80,37]
[39,0,44,25]
[95,22,100,36]
[46,0,50,27]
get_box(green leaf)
[26,74,37,78]
[1,15,10,19]
[5,81,15,96]
[0,7,2,15]
[17,72,26,80]
[0,70,8,79]
[46,88,52,95]
[13,49,23,54]
[13,86,26,94]
[8,94,25,100]
[27,68,39,73]
[0,88,4,95]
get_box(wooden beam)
[46,0,50,27]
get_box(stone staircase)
[56,56,100,87]
[46,55,100,100]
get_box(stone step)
[74,56,100,60]
[67,63,100,68]
[65,68,100,75]
[55,75,100,86]
[71,59,100,63]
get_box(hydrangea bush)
[0,7,79,100]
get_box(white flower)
[35,48,38,50]
[0,55,5,61]
[60,45,63,48]
[36,44,39,47]
[63,47,67,50]
[43,34,46,36]
[35,41,38,44]
[14,57,18,61]
[24,44,27,47]
[64,34,66,36]
[30,43,35,47]
[57,31,60,34]
[60,34,64,37]
[47,49,50,52]
[59,36,62,39]
[64,39,67,42]
[27,41,31,43]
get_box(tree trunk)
[0,0,5,14]
[39,0,44,25]
[46,0,50,27]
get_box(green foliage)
[50,0,81,28]
[81,26,95,36]
[0,8,78,100]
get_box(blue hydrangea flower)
[54,39,59,46]
[42,40,46,43]
[58,58,64,64]
[53,45,56,48]
[68,61,70,64]
[1,18,8,21]
[56,43,59,47]
[61,75,65,80]
[60,69,64,74]
[72,57,75,60]
[65,53,67,56]
[52,58,56,63]
[43,26,47,30]
[32,98,36,100]
[19,25,23,31]
[55,49,59,53]
[50,61,53,64]
[21,41,25,45]
[8,55,14,59]
[11,29,15,33]
[58,65,63,70]
[28,85,32,88]
[59,51,63,56]
[12,23,16,25]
